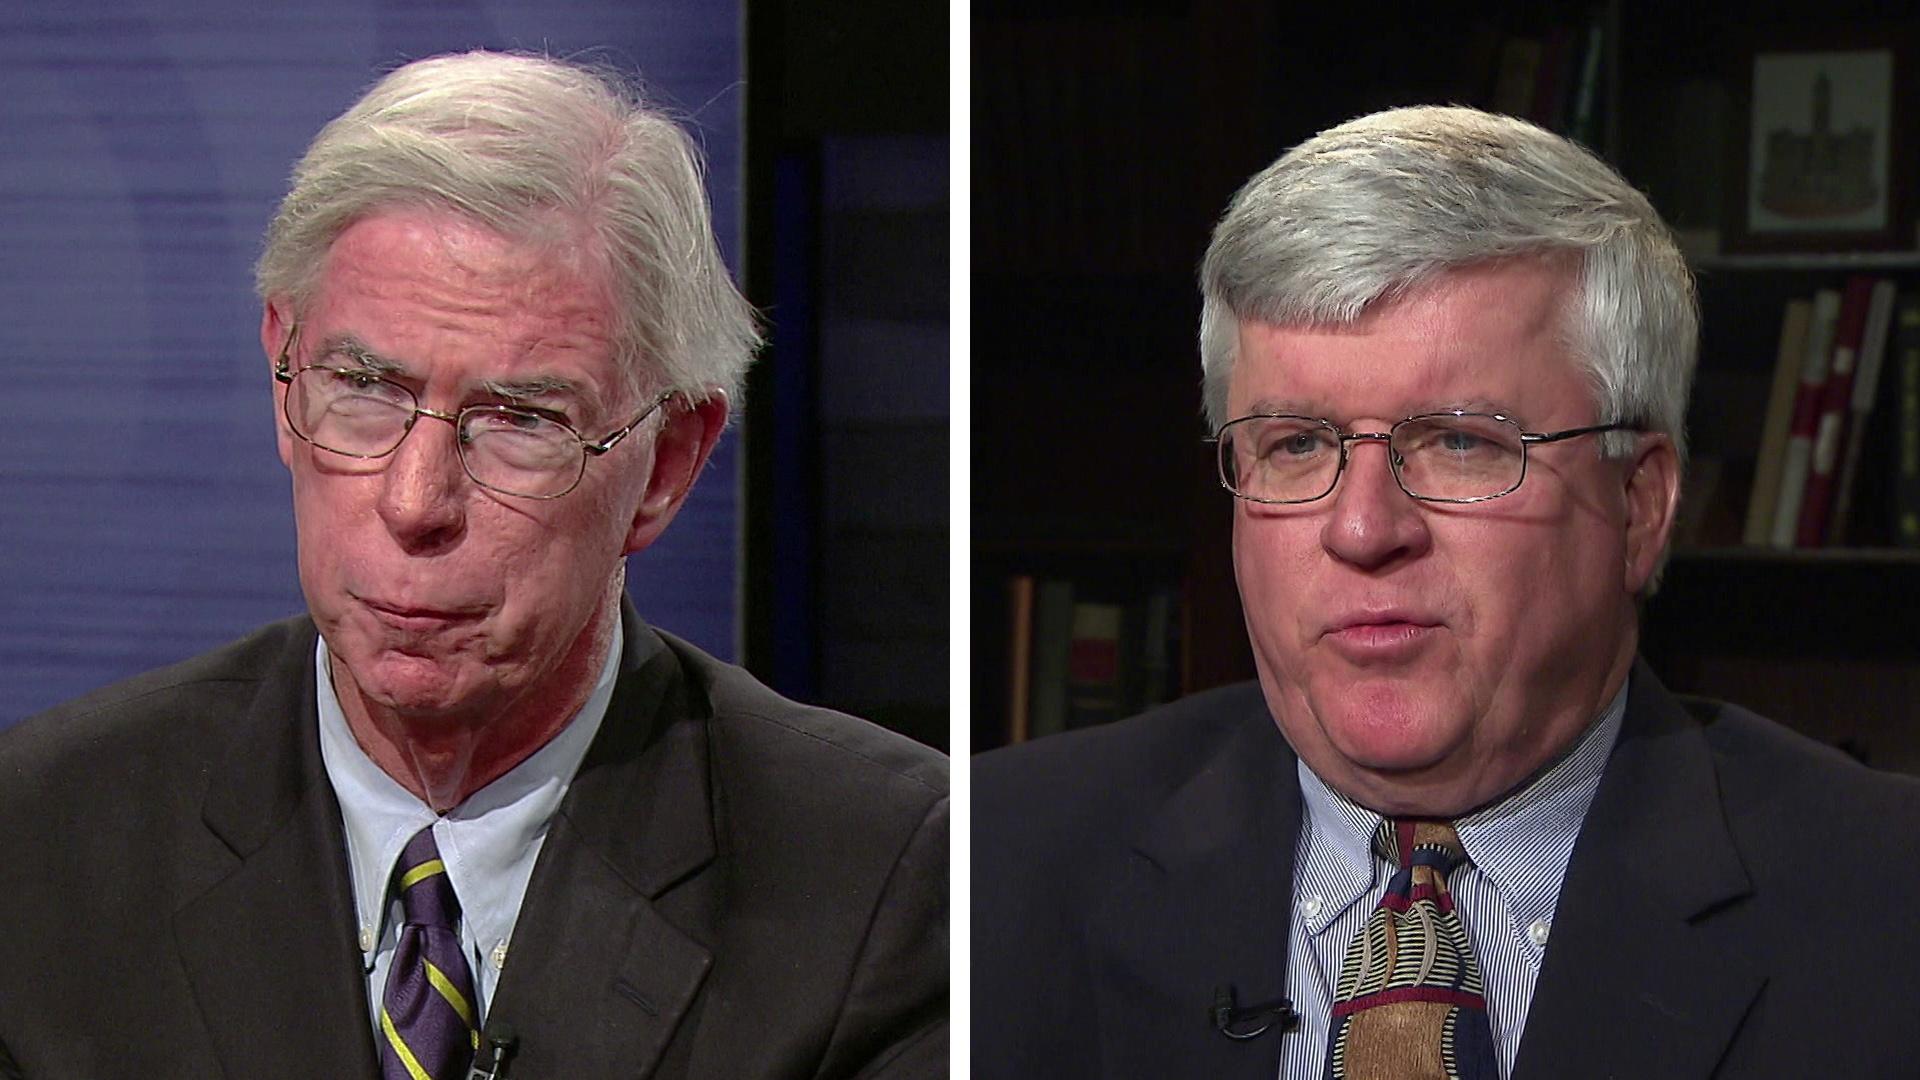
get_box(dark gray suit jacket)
[0,606,947,1078]
[973,664,1920,1078]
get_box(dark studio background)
[745,0,950,751]
[0,0,950,751]
[973,0,1920,768]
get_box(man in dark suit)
[974,105,1920,1078]
[0,52,945,1079]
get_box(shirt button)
[491,941,509,971]
[1302,896,1324,920]
[359,925,374,953]
[1527,919,1550,946]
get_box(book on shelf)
[1487,20,1605,140]
[1005,575,1036,744]
[1490,36,1543,118]
[1027,579,1075,740]
[1566,10,1607,147]
[1529,26,1575,131]
[1828,279,1900,546]
[1796,276,1880,547]
[1005,574,1183,742]
[1896,295,1920,548]
[1743,298,1813,545]
[1770,287,1843,548]
[1137,589,1176,710]
[1065,602,1124,730]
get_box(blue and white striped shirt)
[1277,680,1628,1080]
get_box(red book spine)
[1799,276,1878,546]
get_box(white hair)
[1199,106,1696,466]
[256,51,758,404]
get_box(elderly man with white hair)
[0,52,946,1080]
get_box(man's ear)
[624,390,729,555]
[261,302,295,468]
[1622,433,1681,594]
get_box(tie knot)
[393,825,461,930]
[1373,818,1469,875]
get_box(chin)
[1313,679,1468,773]
[353,653,491,717]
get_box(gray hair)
[257,51,758,405]
[1199,106,1696,466]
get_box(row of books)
[1743,278,1920,549]
[1486,10,1610,148]
[1004,576,1181,743]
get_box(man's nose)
[1318,435,1432,570]
[376,410,468,554]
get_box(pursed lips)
[1324,608,1440,633]
[1320,609,1443,655]
[359,596,487,625]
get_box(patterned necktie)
[1325,819,1498,1080]
[380,826,480,1080]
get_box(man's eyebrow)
[1428,398,1511,416]
[481,374,584,402]
[311,335,586,401]
[1239,398,1517,418]
[1241,398,1320,416]
[315,335,407,377]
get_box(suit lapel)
[1513,665,1762,1080]
[483,615,717,1078]
[173,621,379,1078]
[1086,707,1302,1080]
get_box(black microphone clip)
[466,1023,520,1080]
[1211,985,1298,1041]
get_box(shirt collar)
[1454,677,1626,942]
[315,621,627,967]
[1294,676,1629,936]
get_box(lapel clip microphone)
[466,1023,519,1080]
[1212,985,1298,1040]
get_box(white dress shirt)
[315,623,636,1036]
[1277,679,1628,1080]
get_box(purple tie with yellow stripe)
[380,826,479,1080]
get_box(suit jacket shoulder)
[667,628,948,815]
[0,615,312,788]
[1517,681,1920,1078]
[0,616,374,1077]
[648,630,950,1078]
[973,683,1296,1080]
[975,681,1276,885]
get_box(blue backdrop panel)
[0,1,745,724]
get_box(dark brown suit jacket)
[974,664,1920,1078]
[0,605,947,1078]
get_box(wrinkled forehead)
[301,209,634,392]
[1227,261,1591,421]
[315,207,613,310]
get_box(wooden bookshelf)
[973,0,1920,766]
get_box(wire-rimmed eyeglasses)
[1210,411,1642,505]
[272,323,670,500]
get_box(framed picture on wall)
[1726,34,1914,252]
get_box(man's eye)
[321,369,408,402]
[1438,429,1485,452]
[327,369,384,391]
[1262,425,1332,455]
[472,409,561,434]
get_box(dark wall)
[745,0,950,749]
